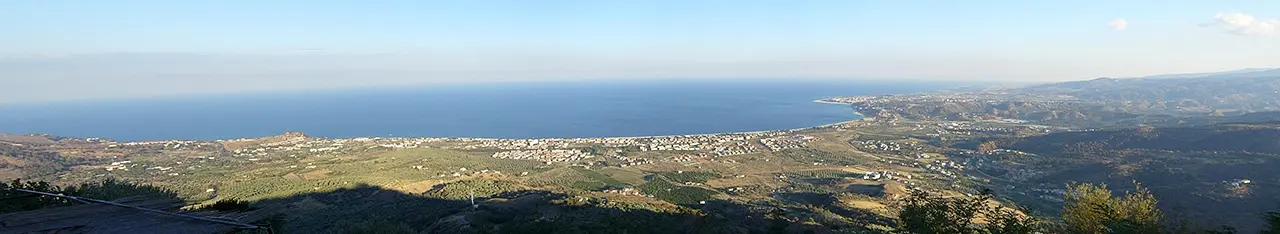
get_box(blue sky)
[2,0,1279,103]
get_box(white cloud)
[1211,12,1277,36]
[1109,18,1128,31]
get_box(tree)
[0,179,70,212]
[0,178,177,213]
[983,204,1040,234]
[1061,182,1163,234]
[897,189,1040,234]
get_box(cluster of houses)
[851,140,922,153]
[862,170,911,181]
[435,167,503,178]
[104,160,134,171]
[709,142,761,156]
[103,160,181,176]
[861,170,921,188]
[640,132,789,152]
[601,187,645,196]
[921,160,964,178]
[609,155,652,167]
[491,149,594,162]
[451,137,643,150]
[936,122,1019,134]
[759,135,814,151]
[454,138,576,150]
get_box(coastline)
[811,99,848,105]
[406,118,870,142]
[364,99,869,141]
[5,79,944,143]
[812,99,866,119]
[333,99,871,141]
[8,99,874,143]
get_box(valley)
[5,69,1280,233]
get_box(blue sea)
[0,80,951,141]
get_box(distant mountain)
[836,68,1280,128]
[1016,68,1280,116]
[1007,121,1280,155]
[1129,68,1277,80]
[1207,68,1280,79]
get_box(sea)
[0,80,954,141]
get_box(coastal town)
[38,119,1029,206]
[8,87,1275,232]
[10,109,1030,191]
[11,89,1222,228]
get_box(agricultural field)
[2,120,1029,233]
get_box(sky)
[2,0,1279,103]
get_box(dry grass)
[597,167,648,185]
[0,168,21,180]
[298,169,329,180]
[845,199,889,212]
[394,180,443,193]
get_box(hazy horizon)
[4,1,1279,103]
[0,77,980,106]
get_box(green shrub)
[1061,182,1162,234]
[897,189,1040,234]
[1,178,177,213]
[637,178,715,206]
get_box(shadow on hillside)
[774,192,894,226]
[242,184,875,234]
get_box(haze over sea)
[0,80,953,141]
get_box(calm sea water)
[0,80,949,141]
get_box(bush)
[637,179,715,206]
[896,189,1040,234]
[1061,182,1162,234]
[424,179,523,200]
[0,178,177,213]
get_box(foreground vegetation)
[7,178,1278,234]
[0,178,177,213]
[898,183,1279,234]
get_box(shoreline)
[813,99,866,119]
[811,99,848,105]
[395,118,870,142]
[333,100,870,141]
[335,100,868,141]
[8,99,872,143]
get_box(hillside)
[6,69,1280,233]
[1129,68,1277,79]
[0,127,927,233]
[831,69,1280,128]
[978,121,1280,231]
[1016,69,1280,115]
[1006,122,1280,154]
